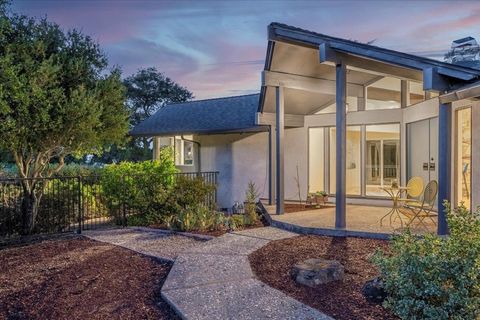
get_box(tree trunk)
[21,190,40,235]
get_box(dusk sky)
[12,0,480,99]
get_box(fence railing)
[0,171,218,238]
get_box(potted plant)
[315,191,329,205]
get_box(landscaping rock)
[292,258,344,287]
[362,276,387,303]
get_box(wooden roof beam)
[262,70,364,97]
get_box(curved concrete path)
[161,227,332,320]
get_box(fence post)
[122,175,127,228]
[77,176,82,234]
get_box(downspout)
[181,135,201,174]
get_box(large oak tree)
[0,13,129,233]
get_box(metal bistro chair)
[400,180,438,231]
[402,176,424,201]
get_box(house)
[131,23,480,236]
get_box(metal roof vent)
[445,36,480,69]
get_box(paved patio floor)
[263,204,437,235]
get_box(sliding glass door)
[365,124,400,196]
[308,123,400,198]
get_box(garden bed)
[0,235,178,319]
[249,235,396,320]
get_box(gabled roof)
[130,94,265,136]
[268,22,480,80]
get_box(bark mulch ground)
[249,235,397,320]
[0,235,179,320]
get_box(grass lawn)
[249,235,397,320]
[0,235,178,320]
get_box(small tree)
[0,13,129,233]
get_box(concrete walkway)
[83,227,209,262]
[161,227,332,320]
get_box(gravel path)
[83,227,208,262]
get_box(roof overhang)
[439,81,480,104]
[260,23,480,113]
[129,125,269,137]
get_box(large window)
[329,126,361,195]
[455,107,471,209]
[365,124,400,196]
[308,128,325,193]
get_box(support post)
[268,125,276,205]
[336,63,347,228]
[152,137,160,160]
[275,87,285,214]
[401,80,409,108]
[438,102,451,235]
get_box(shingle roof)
[130,93,265,136]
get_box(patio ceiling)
[262,42,381,115]
[260,23,480,115]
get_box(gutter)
[181,135,201,174]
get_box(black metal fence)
[0,171,218,238]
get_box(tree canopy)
[124,67,193,126]
[91,67,193,163]
[0,9,130,233]
[0,13,129,179]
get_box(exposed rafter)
[262,70,364,97]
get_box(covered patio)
[262,202,436,238]
[258,23,480,236]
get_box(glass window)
[329,126,361,195]
[366,77,401,110]
[308,128,325,193]
[175,139,194,166]
[365,124,400,196]
[455,108,471,209]
[409,81,425,105]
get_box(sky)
[11,0,480,99]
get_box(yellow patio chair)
[399,176,424,203]
[400,180,438,230]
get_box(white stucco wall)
[195,132,269,209]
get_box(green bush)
[100,148,178,216]
[373,201,480,320]
[244,181,260,225]
[164,205,225,232]
[145,175,216,223]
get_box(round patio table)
[379,186,409,228]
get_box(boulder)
[292,258,344,287]
[362,276,387,303]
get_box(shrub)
[100,148,178,217]
[373,201,480,320]
[244,181,260,225]
[164,205,225,232]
